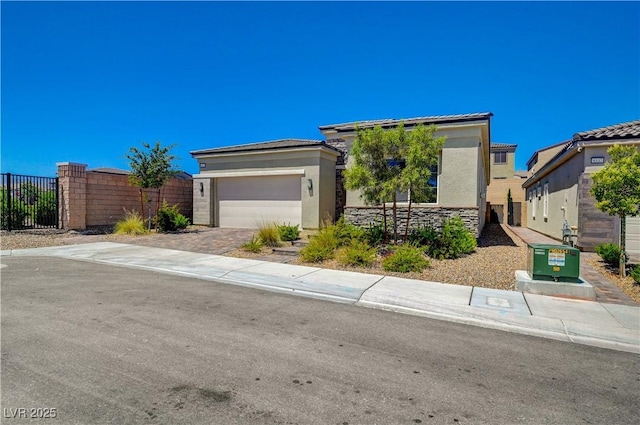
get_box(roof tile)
[190,139,332,156]
[319,112,493,132]
[573,120,640,141]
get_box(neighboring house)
[191,139,340,229]
[486,143,528,226]
[319,112,493,236]
[526,140,569,178]
[191,112,493,235]
[522,120,640,262]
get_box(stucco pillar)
[193,177,214,226]
[57,162,87,230]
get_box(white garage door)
[217,175,302,228]
[626,216,640,261]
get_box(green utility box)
[527,243,580,283]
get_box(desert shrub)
[630,265,640,284]
[114,209,148,235]
[428,216,477,260]
[331,216,365,245]
[382,244,430,273]
[407,224,438,248]
[299,225,340,262]
[257,221,281,247]
[156,200,190,232]
[0,190,28,230]
[336,239,377,267]
[595,243,621,267]
[242,235,263,253]
[33,190,57,226]
[278,223,300,242]
[364,222,387,246]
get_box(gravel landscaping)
[231,224,528,291]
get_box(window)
[543,183,549,218]
[494,151,507,164]
[411,164,438,203]
[385,159,438,204]
[532,194,536,219]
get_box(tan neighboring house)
[191,112,493,235]
[522,120,640,262]
[486,143,527,226]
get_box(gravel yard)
[286,223,527,291]
[230,224,528,291]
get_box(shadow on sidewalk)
[477,224,518,248]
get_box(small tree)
[126,141,178,229]
[343,123,445,243]
[400,124,446,240]
[590,144,640,277]
[343,125,396,242]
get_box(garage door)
[626,216,640,261]
[217,175,302,228]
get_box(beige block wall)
[486,177,528,227]
[58,163,192,230]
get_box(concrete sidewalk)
[2,242,639,354]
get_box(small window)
[494,151,507,164]
[543,183,549,218]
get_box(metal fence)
[1,173,59,231]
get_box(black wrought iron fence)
[1,173,59,231]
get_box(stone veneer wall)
[326,138,348,220]
[344,205,481,237]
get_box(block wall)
[57,163,192,230]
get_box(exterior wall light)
[199,182,204,195]
[307,178,313,196]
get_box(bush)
[364,222,387,246]
[595,243,621,267]
[242,235,263,253]
[278,223,300,242]
[407,224,438,248]
[337,240,377,267]
[300,225,340,263]
[333,216,366,246]
[114,209,148,235]
[156,200,190,232]
[33,190,57,226]
[630,266,640,284]
[0,190,28,230]
[428,216,477,260]
[382,244,430,273]
[257,221,281,247]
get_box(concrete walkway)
[507,226,637,306]
[2,242,638,354]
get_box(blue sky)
[2,1,638,177]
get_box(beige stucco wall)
[336,125,488,210]
[193,147,337,229]
[490,149,515,179]
[525,151,582,241]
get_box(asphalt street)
[1,257,638,425]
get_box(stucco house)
[522,120,640,262]
[191,112,493,236]
[486,143,527,226]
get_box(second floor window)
[494,151,507,164]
